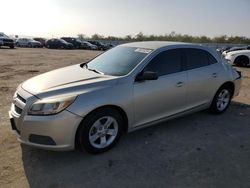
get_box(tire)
[234,56,249,67]
[209,86,233,114]
[76,108,124,154]
[16,43,20,47]
[10,45,14,49]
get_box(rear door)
[133,49,188,127]
[183,48,221,109]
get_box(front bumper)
[0,41,14,47]
[9,88,83,151]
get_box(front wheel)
[209,86,232,114]
[76,108,124,154]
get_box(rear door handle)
[176,82,184,87]
[212,73,218,78]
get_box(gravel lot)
[0,48,250,188]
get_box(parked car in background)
[61,37,83,49]
[33,38,46,47]
[9,41,241,154]
[222,46,250,56]
[88,40,108,50]
[81,41,98,50]
[16,38,42,48]
[225,49,250,66]
[45,38,74,49]
[107,43,115,49]
[217,46,231,54]
[0,32,15,49]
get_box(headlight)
[225,54,232,60]
[28,95,77,115]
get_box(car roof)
[121,41,194,50]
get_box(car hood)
[21,64,118,96]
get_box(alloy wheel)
[216,89,230,111]
[88,116,118,149]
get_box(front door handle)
[176,82,183,87]
[212,73,218,78]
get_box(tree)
[199,36,211,43]
[77,34,86,40]
[76,32,250,44]
[135,32,145,41]
[124,35,132,41]
[91,34,104,40]
[213,35,227,43]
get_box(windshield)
[76,39,82,42]
[59,39,67,43]
[83,41,92,46]
[0,33,9,38]
[86,46,152,76]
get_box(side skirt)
[128,103,209,133]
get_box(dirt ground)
[0,48,250,188]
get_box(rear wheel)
[209,86,233,114]
[76,108,124,154]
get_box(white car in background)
[224,50,250,66]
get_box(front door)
[133,49,188,127]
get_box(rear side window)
[184,48,209,70]
[145,49,182,76]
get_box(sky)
[1,0,250,38]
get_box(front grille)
[14,105,22,114]
[17,93,26,104]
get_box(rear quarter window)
[207,52,218,64]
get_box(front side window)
[86,46,151,76]
[145,49,182,76]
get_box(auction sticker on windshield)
[135,48,152,54]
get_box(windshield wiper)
[84,64,104,75]
[88,68,104,75]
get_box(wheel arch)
[234,55,249,64]
[217,81,235,97]
[74,104,129,149]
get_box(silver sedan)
[9,41,242,153]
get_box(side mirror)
[135,71,158,82]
